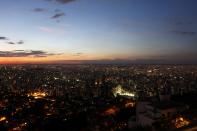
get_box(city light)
[0,116,6,122]
[112,85,135,97]
[11,122,27,131]
[174,117,190,128]
[27,91,47,99]
[125,101,135,108]
[104,106,119,116]
[0,64,196,130]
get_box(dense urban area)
[0,64,197,131]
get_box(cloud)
[171,30,196,36]
[36,0,75,22]
[7,40,24,45]
[0,36,24,44]
[51,12,65,19]
[17,40,24,44]
[33,8,47,12]
[0,50,59,57]
[44,0,75,4]
[0,36,8,40]
[7,42,15,45]
[55,0,75,4]
[73,52,83,56]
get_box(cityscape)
[0,64,197,130]
[0,0,197,131]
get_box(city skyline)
[0,0,197,64]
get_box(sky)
[0,0,197,64]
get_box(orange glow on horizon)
[0,53,134,64]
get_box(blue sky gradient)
[0,0,197,63]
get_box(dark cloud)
[0,36,24,44]
[7,40,24,45]
[44,0,75,4]
[51,12,65,19]
[17,40,24,44]
[7,42,15,45]
[0,50,58,57]
[0,36,8,40]
[171,30,196,36]
[33,8,47,12]
[55,0,75,4]
[34,55,48,57]
[38,0,75,22]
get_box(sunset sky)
[0,0,197,64]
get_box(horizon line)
[0,59,197,65]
